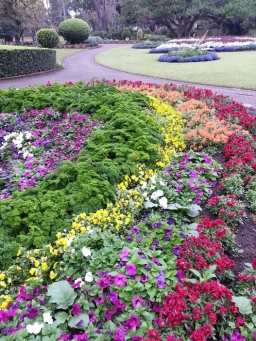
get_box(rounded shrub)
[36,28,59,48]
[58,18,91,44]
[121,27,132,40]
[137,28,143,41]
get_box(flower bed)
[0,80,256,341]
[158,51,219,63]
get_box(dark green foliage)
[91,30,102,37]
[0,83,163,263]
[58,18,90,44]
[0,19,17,43]
[121,27,132,40]
[0,49,56,78]
[0,232,19,270]
[36,28,59,48]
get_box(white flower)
[85,271,93,282]
[43,312,53,324]
[26,322,44,334]
[71,248,75,254]
[141,181,147,189]
[159,196,168,209]
[142,191,148,198]
[151,190,164,200]
[75,278,84,287]
[67,236,75,247]
[151,175,156,184]
[159,181,166,186]
[82,246,91,257]
[150,185,156,190]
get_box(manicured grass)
[0,45,84,62]
[95,46,256,89]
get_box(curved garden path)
[0,43,256,107]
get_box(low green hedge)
[0,48,56,78]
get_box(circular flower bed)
[158,51,219,63]
[0,80,256,341]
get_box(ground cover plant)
[0,80,256,341]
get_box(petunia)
[43,312,53,324]
[81,247,91,257]
[26,322,44,335]
[113,274,127,287]
[159,196,168,209]
[131,296,144,309]
[126,263,137,276]
[113,328,126,341]
[84,272,93,282]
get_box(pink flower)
[126,263,136,276]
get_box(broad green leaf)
[68,313,89,329]
[144,201,158,209]
[54,312,69,325]
[47,281,77,309]
[189,269,201,278]
[232,296,253,315]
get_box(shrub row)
[0,82,163,258]
[0,49,56,78]
[132,44,160,49]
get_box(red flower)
[219,208,226,215]
[146,329,160,340]
[219,306,228,315]
[252,259,256,270]
[192,307,202,320]
[235,316,245,327]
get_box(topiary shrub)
[121,27,132,40]
[58,18,91,44]
[136,28,143,41]
[36,28,59,48]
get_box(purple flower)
[189,170,198,178]
[153,303,161,313]
[179,161,186,169]
[113,328,126,341]
[119,249,130,260]
[176,184,182,192]
[131,227,140,234]
[123,315,140,330]
[94,295,105,305]
[164,229,173,240]
[156,271,167,288]
[167,216,175,225]
[197,165,204,172]
[204,154,213,165]
[126,263,137,276]
[152,222,162,229]
[152,258,161,266]
[97,270,106,278]
[2,326,12,336]
[109,292,119,304]
[131,296,144,309]
[179,231,186,238]
[75,320,84,327]
[113,274,127,287]
[104,309,113,321]
[73,334,88,341]
[140,275,149,283]
[132,337,144,341]
[58,334,71,341]
[176,270,185,282]
[96,278,111,290]
[176,171,181,178]
[71,303,81,315]
[144,264,150,269]
[88,311,96,323]
[136,237,143,243]
[173,245,180,256]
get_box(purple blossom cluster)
[0,108,99,198]
[158,52,219,63]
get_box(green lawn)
[0,45,83,62]
[95,46,256,90]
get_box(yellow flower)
[0,274,5,281]
[41,263,48,271]
[16,249,21,257]
[56,232,62,239]
[34,260,40,268]
[50,271,56,279]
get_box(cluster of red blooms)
[183,87,256,132]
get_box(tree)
[0,0,47,42]
[0,19,18,43]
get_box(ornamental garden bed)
[0,80,256,341]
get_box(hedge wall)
[0,48,56,78]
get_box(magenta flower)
[126,263,136,276]
[58,334,71,341]
[71,303,81,315]
[131,296,144,309]
[113,328,126,341]
[88,311,96,323]
[96,278,111,290]
[73,334,88,340]
[94,295,105,305]
[113,274,127,287]
[123,315,140,330]
[109,292,119,304]
[104,309,113,320]
[119,249,130,259]
[132,337,144,341]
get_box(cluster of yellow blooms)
[0,91,187,309]
[149,97,186,164]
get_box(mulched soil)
[200,152,256,276]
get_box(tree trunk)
[92,0,108,32]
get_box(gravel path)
[0,44,256,107]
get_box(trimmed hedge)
[132,44,160,49]
[36,28,59,48]
[58,19,90,44]
[0,49,56,78]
